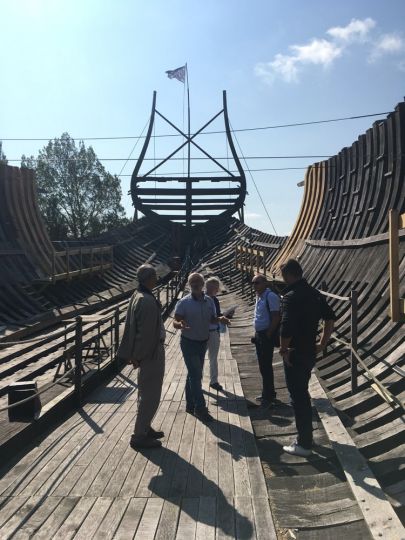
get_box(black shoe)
[255,395,264,402]
[261,398,282,410]
[186,406,194,415]
[270,398,283,407]
[194,408,214,423]
[130,436,162,449]
[210,382,224,391]
[148,427,164,439]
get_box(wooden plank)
[235,496,256,539]
[154,496,181,540]
[93,497,130,538]
[195,496,216,540]
[251,497,277,540]
[32,497,80,539]
[9,495,61,538]
[0,496,29,528]
[51,496,96,540]
[73,496,113,539]
[133,498,164,540]
[389,208,401,321]
[310,376,405,540]
[176,497,199,540]
[0,495,55,538]
[114,497,146,540]
[216,492,235,539]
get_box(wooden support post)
[263,252,267,278]
[66,248,70,280]
[79,248,83,276]
[350,289,358,394]
[74,316,83,407]
[114,308,120,369]
[389,209,400,321]
[51,251,56,284]
[256,251,260,274]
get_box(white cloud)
[255,38,342,84]
[255,18,405,85]
[369,33,405,62]
[327,18,376,42]
[291,38,343,65]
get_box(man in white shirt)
[252,273,281,408]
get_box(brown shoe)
[130,436,162,449]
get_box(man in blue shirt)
[174,273,230,422]
[252,273,281,408]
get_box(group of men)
[118,258,336,458]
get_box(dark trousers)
[284,357,313,449]
[180,336,208,410]
[255,331,276,401]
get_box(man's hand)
[173,319,190,330]
[128,358,140,369]
[219,315,231,326]
[279,348,292,367]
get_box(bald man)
[118,264,165,449]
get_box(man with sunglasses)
[251,274,281,408]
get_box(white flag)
[166,65,186,83]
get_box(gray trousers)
[134,343,165,437]
[208,330,220,384]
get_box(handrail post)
[52,251,56,284]
[350,289,358,394]
[114,308,120,370]
[66,248,70,280]
[74,316,83,406]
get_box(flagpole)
[186,63,191,234]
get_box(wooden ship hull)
[0,97,404,538]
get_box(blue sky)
[1,0,404,235]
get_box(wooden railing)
[45,245,114,283]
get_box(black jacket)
[280,279,336,360]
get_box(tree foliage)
[21,133,129,240]
[0,141,7,164]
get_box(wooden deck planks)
[0,330,275,538]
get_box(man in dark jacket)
[279,259,336,457]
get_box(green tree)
[0,141,7,164]
[21,133,129,240]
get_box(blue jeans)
[180,336,208,410]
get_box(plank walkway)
[0,327,277,539]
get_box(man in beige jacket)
[118,264,165,449]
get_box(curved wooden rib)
[270,161,326,274]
